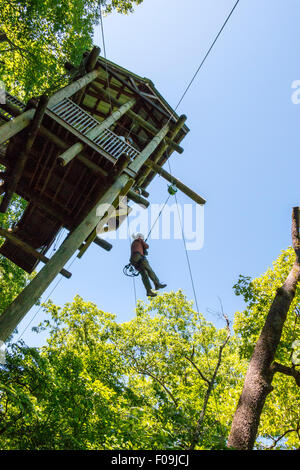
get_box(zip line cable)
[145,193,171,242]
[169,0,240,121]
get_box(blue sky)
[16,0,300,345]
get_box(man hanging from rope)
[130,233,166,297]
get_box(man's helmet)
[132,233,145,240]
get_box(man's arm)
[142,240,149,250]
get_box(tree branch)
[183,355,210,385]
[271,361,300,387]
[189,314,231,450]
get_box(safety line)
[169,0,240,120]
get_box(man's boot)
[155,283,167,290]
[147,290,157,297]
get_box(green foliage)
[0,195,33,317]
[0,0,144,99]
[0,292,241,450]
[233,247,299,361]
[233,247,300,449]
[0,248,299,450]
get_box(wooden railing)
[5,93,25,110]
[50,98,139,159]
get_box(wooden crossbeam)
[0,228,72,278]
[145,160,206,205]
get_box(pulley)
[168,183,178,195]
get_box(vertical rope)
[99,4,113,113]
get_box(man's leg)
[141,258,164,289]
[131,256,156,297]
[139,269,153,294]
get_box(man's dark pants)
[130,252,160,292]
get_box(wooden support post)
[145,160,206,205]
[77,178,134,259]
[0,124,168,342]
[90,85,184,154]
[85,46,101,73]
[57,98,136,166]
[0,95,49,213]
[75,46,101,104]
[0,228,72,278]
[136,114,187,188]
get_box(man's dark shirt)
[131,238,149,256]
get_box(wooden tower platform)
[0,47,206,341]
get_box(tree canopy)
[0,0,144,98]
[0,266,299,449]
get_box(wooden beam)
[57,98,136,166]
[77,178,134,258]
[145,160,206,205]
[0,228,71,278]
[93,236,112,251]
[127,189,149,208]
[75,46,101,105]
[0,95,49,213]
[0,108,35,145]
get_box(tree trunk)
[228,207,300,450]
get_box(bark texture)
[228,207,300,450]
